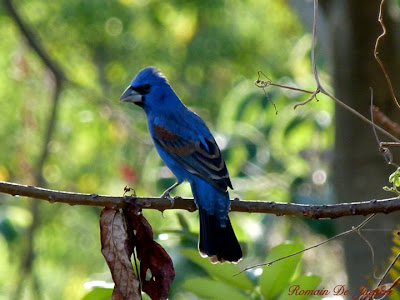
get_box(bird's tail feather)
[198,208,242,263]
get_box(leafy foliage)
[383,167,400,195]
[0,0,335,299]
[182,243,321,299]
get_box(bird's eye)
[143,84,151,92]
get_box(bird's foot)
[161,181,181,207]
[161,189,175,207]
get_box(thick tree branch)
[1,181,400,219]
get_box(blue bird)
[120,67,242,263]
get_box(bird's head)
[120,66,180,113]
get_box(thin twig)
[322,89,400,143]
[311,0,399,144]
[268,83,314,94]
[357,228,378,279]
[375,252,400,288]
[236,214,376,275]
[311,0,321,89]
[255,72,314,94]
[2,181,400,219]
[380,142,400,148]
[371,87,381,149]
[292,0,321,109]
[370,88,398,167]
[374,0,400,110]
[293,89,320,110]
[372,106,400,139]
[257,0,400,144]
[244,0,400,283]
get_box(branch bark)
[1,181,400,219]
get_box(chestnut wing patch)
[152,124,232,191]
[153,125,197,156]
[154,125,179,141]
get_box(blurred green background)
[0,0,338,299]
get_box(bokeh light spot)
[105,17,123,36]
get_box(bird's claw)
[161,190,175,207]
[161,181,180,207]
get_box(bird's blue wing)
[152,124,233,192]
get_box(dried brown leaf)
[100,208,141,300]
[125,205,175,300]
[111,288,125,300]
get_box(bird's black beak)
[120,86,142,103]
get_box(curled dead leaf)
[124,204,175,300]
[100,208,141,300]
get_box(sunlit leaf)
[259,242,304,299]
[183,278,249,300]
[81,287,113,300]
[181,248,253,291]
[278,275,322,300]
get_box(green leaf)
[181,248,254,291]
[259,242,304,299]
[183,278,249,300]
[278,275,322,300]
[389,168,400,187]
[81,288,113,300]
[81,288,152,300]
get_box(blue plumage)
[120,66,242,263]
